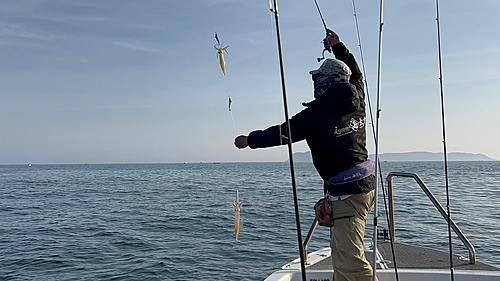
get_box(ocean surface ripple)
[1,161,498,280]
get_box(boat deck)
[306,241,499,271]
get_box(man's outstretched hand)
[234,135,249,149]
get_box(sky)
[1,0,499,164]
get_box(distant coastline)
[291,151,497,162]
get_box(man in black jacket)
[234,29,376,281]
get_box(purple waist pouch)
[326,160,375,186]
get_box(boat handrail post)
[386,172,476,264]
[387,176,396,243]
[303,217,319,264]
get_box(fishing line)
[213,13,243,241]
[270,1,307,280]
[350,1,399,279]
[219,45,237,137]
[212,16,238,137]
[435,1,455,279]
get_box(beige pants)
[329,190,377,281]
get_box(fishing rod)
[372,0,385,280]
[269,1,307,281]
[313,0,333,62]
[312,1,389,279]
[350,0,399,280]
[435,0,455,280]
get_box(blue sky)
[1,0,499,164]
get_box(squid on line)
[215,42,229,75]
[231,190,244,240]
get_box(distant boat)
[28,163,31,167]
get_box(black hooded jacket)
[247,42,374,196]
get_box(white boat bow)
[265,239,500,281]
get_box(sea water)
[1,161,499,280]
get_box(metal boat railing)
[302,172,476,264]
[303,217,319,264]
[387,172,476,264]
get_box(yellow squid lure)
[214,32,229,75]
[231,190,244,240]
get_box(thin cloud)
[2,26,55,41]
[112,40,164,54]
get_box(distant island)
[290,151,497,162]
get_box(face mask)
[313,75,335,98]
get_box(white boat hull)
[265,269,500,281]
[265,244,500,281]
